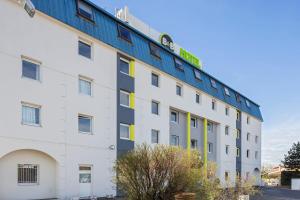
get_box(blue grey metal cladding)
[31,0,263,121]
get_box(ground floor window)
[79,166,92,183]
[18,164,39,184]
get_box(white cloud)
[262,116,300,166]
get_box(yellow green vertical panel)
[129,60,135,77]
[129,125,135,141]
[187,112,191,156]
[203,118,208,176]
[130,93,135,109]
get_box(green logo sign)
[180,48,202,69]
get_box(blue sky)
[91,0,300,165]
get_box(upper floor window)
[247,132,250,141]
[79,76,92,96]
[212,99,217,110]
[255,151,258,159]
[170,111,178,123]
[176,84,182,96]
[225,126,229,135]
[22,59,40,81]
[120,123,130,140]
[210,79,217,89]
[247,116,250,124]
[225,106,230,116]
[117,24,132,43]
[208,122,213,132]
[225,145,230,155]
[245,99,251,108]
[120,90,130,107]
[236,93,241,103]
[77,0,93,21]
[78,114,93,134]
[236,129,241,139]
[151,100,159,115]
[170,135,179,146]
[22,103,41,126]
[208,142,213,153]
[151,73,159,87]
[151,129,159,144]
[224,87,230,96]
[120,57,130,75]
[196,93,201,104]
[191,139,198,149]
[194,69,202,81]
[78,40,91,59]
[174,58,184,71]
[255,135,259,144]
[149,42,161,59]
[246,149,250,158]
[236,110,241,121]
[191,117,197,128]
[237,148,240,157]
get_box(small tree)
[282,142,300,171]
[114,144,203,200]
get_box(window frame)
[170,111,178,123]
[246,149,250,158]
[208,142,213,153]
[212,99,217,111]
[224,87,230,96]
[151,72,159,87]
[79,76,93,96]
[191,117,197,128]
[225,145,230,155]
[191,139,198,149]
[194,69,202,81]
[78,39,92,59]
[21,102,41,127]
[245,99,251,108]
[176,84,182,96]
[170,135,180,146]
[174,57,184,71]
[119,57,130,76]
[21,56,41,81]
[237,148,240,157]
[151,100,159,115]
[210,79,217,89]
[236,93,242,103]
[149,42,161,59]
[76,0,94,22]
[18,164,39,185]
[120,123,130,140]
[196,93,201,104]
[255,151,258,159]
[78,114,93,134]
[120,90,130,108]
[225,126,229,136]
[151,129,159,144]
[247,132,250,141]
[117,24,132,43]
[225,106,230,116]
[236,129,241,139]
[255,135,259,144]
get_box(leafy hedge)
[281,171,300,186]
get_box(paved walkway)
[251,187,300,200]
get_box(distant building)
[0,0,263,199]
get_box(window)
[79,76,92,96]
[225,126,229,136]
[225,106,229,116]
[77,0,93,21]
[255,151,258,159]
[191,117,197,128]
[236,110,241,121]
[208,143,213,153]
[255,136,259,144]
[151,73,159,87]
[246,99,251,108]
[247,133,250,141]
[78,40,91,59]
[120,90,130,107]
[79,165,92,184]
[225,171,229,181]
[151,101,159,115]
[194,69,202,81]
[151,129,159,144]
[149,42,161,59]
[18,164,38,184]
[247,116,250,124]
[78,115,92,134]
[170,135,179,146]
[236,129,241,139]
[176,84,182,96]
[237,148,240,157]
[224,87,230,96]
[196,93,201,104]
[117,24,132,43]
[22,59,40,81]
[210,79,217,89]
[22,103,40,126]
[212,99,216,110]
[120,123,130,140]
[171,111,178,123]
[120,57,130,75]
[174,58,184,71]
[208,122,213,132]
[191,139,198,149]
[226,145,230,155]
[236,93,241,103]
[246,149,250,158]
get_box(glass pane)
[150,43,160,58]
[78,41,91,58]
[152,102,158,114]
[120,91,129,106]
[120,59,129,74]
[79,79,91,95]
[22,60,39,80]
[118,25,131,42]
[151,130,158,144]
[79,116,91,133]
[152,73,158,86]
[22,106,39,125]
[194,69,201,80]
[171,112,177,122]
[79,173,91,183]
[176,86,181,95]
[78,1,93,20]
[120,124,129,139]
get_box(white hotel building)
[0,0,263,199]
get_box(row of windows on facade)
[17,164,91,185]
[76,0,252,108]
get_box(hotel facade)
[0,0,263,199]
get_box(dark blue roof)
[31,0,263,121]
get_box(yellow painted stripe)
[203,118,208,176]
[187,112,191,156]
[130,93,135,109]
[129,60,135,77]
[129,124,135,141]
